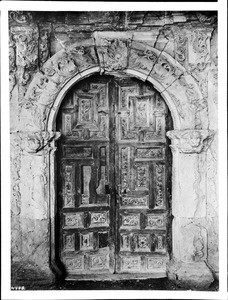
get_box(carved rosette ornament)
[20,131,61,154]
[167,130,214,154]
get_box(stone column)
[11,131,61,288]
[166,129,215,289]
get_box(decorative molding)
[9,31,17,96]
[38,26,51,67]
[154,163,165,208]
[151,54,184,88]
[189,29,211,73]
[9,11,33,24]
[129,42,159,75]
[20,131,61,153]
[11,134,22,215]
[167,130,214,154]
[97,37,131,72]
[14,29,39,87]
[18,36,209,131]
[195,12,217,25]
[193,232,204,261]
[174,28,188,66]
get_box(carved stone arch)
[46,68,182,132]
[21,35,209,132]
[18,35,215,287]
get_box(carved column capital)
[167,130,214,154]
[20,131,61,154]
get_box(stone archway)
[18,33,214,287]
[21,32,209,132]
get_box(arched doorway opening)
[55,74,173,280]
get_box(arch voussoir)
[22,34,208,132]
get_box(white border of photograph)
[1,1,227,299]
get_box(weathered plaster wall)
[9,11,218,288]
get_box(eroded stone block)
[172,217,207,262]
[167,260,214,290]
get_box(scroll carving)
[196,12,217,25]
[121,214,140,229]
[39,27,51,67]
[20,36,207,131]
[90,212,109,227]
[193,233,204,261]
[146,257,166,270]
[193,31,209,58]
[121,147,130,192]
[174,30,188,66]
[168,92,185,119]
[90,254,108,270]
[20,131,61,153]
[136,147,164,160]
[65,256,84,271]
[122,256,140,271]
[9,11,33,24]
[151,55,183,86]
[63,165,75,208]
[136,164,149,190]
[130,47,158,72]
[167,130,214,154]
[15,30,38,87]
[23,73,59,130]
[189,30,211,72]
[154,164,165,209]
[121,196,149,208]
[63,212,84,229]
[120,117,138,141]
[178,76,208,129]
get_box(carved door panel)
[57,77,116,277]
[114,78,171,275]
[57,75,172,279]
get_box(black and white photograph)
[1,1,227,299]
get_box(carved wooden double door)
[56,75,172,279]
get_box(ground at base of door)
[23,278,219,291]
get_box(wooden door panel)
[115,78,169,274]
[58,77,114,276]
[57,75,172,278]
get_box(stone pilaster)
[11,131,61,288]
[166,129,215,289]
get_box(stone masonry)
[9,11,218,289]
